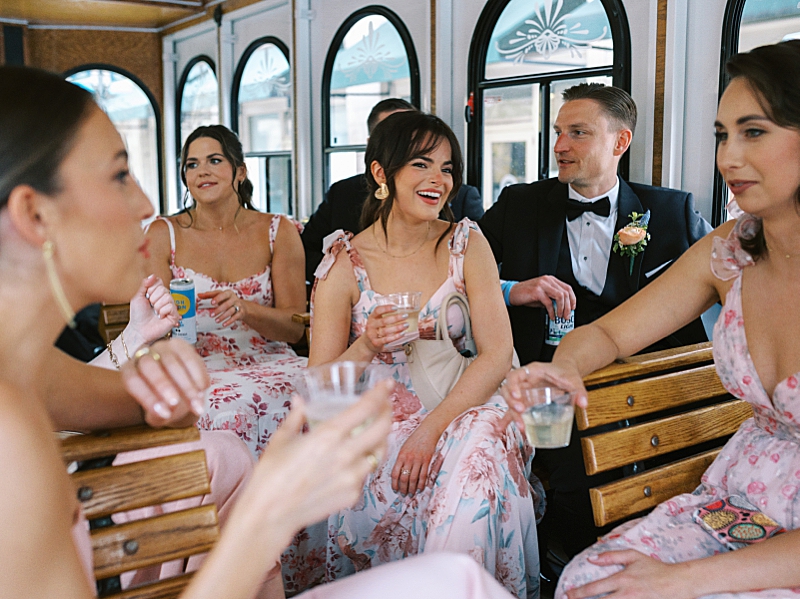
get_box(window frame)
[176,54,217,158]
[321,5,421,192]
[230,36,294,215]
[466,0,631,198]
[64,63,164,214]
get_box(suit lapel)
[615,180,646,293]
[538,183,568,276]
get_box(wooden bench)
[61,425,218,599]
[578,342,754,528]
[99,303,130,344]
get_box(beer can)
[545,300,575,346]
[170,278,197,345]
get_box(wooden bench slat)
[105,573,193,599]
[61,426,200,463]
[577,364,728,430]
[582,342,713,386]
[581,399,752,475]
[92,505,218,579]
[103,304,132,326]
[589,448,721,526]
[73,451,210,520]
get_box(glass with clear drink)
[375,291,422,351]
[521,387,575,448]
[300,361,390,429]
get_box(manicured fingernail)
[165,394,179,407]
[154,402,171,418]
[192,398,205,414]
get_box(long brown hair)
[361,111,463,250]
[725,41,800,259]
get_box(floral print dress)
[158,215,308,457]
[311,219,541,599]
[556,214,800,598]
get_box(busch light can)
[170,278,197,345]
[545,300,575,346]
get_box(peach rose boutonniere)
[613,210,651,275]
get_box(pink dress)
[158,215,308,457]
[311,220,541,599]
[556,214,800,598]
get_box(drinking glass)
[375,291,422,350]
[300,361,390,429]
[521,387,575,448]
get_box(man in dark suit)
[302,99,484,283]
[479,83,712,564]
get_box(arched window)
[717,0,800,224]
[468,0,630,208]
[232,38,293,215]
[177,56,219,151]
[67,66,162,214]
[322,7,420,192]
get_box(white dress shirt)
[566,178,620,296]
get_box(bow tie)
[565,196,611,221]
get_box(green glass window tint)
[486,0,614,80]
[68,69,160,213]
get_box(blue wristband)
[501,280,518,307]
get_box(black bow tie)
[565,196,611,221]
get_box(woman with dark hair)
[500,41,800,599]
[147,125,308,458]
[310,111,540,598]
[0,64,520,599]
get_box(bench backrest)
[577,342,753,528]
[99,303,130,344]
[61,425,218,599]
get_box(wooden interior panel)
[92,505,218,580]
[577,364,728,430]
[61,426,200,463]
[105,573,193,599]
[590,449,721,527]
[103,304,132,326]
[72,451,210,520]
[581,400,752,475]
[582,342,713,387]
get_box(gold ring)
[366,453,379,471]
[234,305,240,313]
[133,346,161,364]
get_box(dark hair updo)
[180,125,256,213]
[725,41,800,259]
[0,66,94,212]
[361,111,463,249]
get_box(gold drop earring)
[42,240,76,328]
[375,183,389,200]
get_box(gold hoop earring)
[375,183,389,200]
[42,240,76,328]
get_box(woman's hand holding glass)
[125,274,180,349]
[120,338,209,427]
[497,361,588,433]
[199,289,247,327]
[247,379,395,536]
[362,304,409,354]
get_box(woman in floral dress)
[502,41,800,599]
[310,111,540,598]
[147,125,307,458]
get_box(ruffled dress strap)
[268,214,304,255]
[314,229,372,293]
[710,212,759,281]
[447,218,480,293]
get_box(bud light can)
[170,278,197,345]
[545,300,575,346]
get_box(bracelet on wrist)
[107,338,120,370]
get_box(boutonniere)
[613,210,651,275]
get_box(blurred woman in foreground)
[0,65,514,599]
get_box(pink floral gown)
[311,220,541,599]
[557,214,800,598]
[158,215,308,457]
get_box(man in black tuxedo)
[479,84,712,562]
[302,99,484,284]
